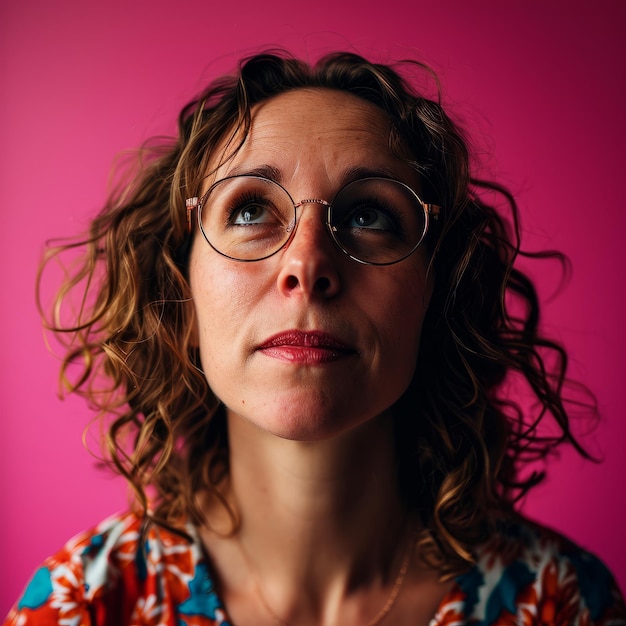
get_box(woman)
[5,51,625,625]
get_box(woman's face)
[189,88,433,441]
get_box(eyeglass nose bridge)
[289,197,336,236]
[294,198,331,208]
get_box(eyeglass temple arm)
[425,203,441,220]
[186,197,199,233]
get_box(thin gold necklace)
[237,530,415,626]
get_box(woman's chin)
[225,398,392,444]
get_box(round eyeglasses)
[186,175,440,266]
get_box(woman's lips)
[257,331,357,364]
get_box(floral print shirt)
[4,512,626,626]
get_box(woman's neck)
[230,407,405,556]
[201,409,418,625]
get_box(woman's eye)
[348,207,395,231]
[232,203,267,225]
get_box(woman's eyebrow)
[341,165,403,183]
[226,164,283,182]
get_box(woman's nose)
[276,207,341,299]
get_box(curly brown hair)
[39,50,593,578]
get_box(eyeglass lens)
[199,176,427,264]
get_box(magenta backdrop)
[1,0,624,611]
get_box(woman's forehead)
[249,88,390,137]
[207,88,419,188]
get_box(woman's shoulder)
[434,514,626,625]
[3,511,230,626]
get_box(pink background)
[1,0,624,612]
